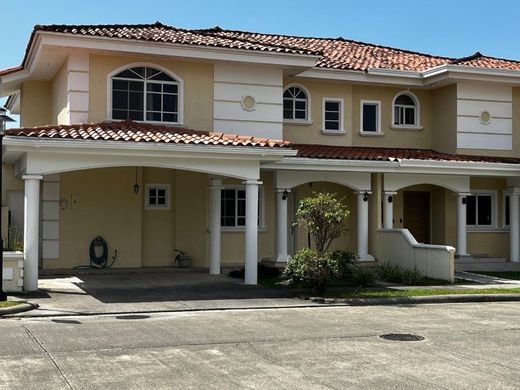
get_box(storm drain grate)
[379,333,425,342]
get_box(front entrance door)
[403,191,430,244]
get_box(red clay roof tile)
[5,120,290,148]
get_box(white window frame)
[283,83,312,124]
[360,100,382,135]
[145,184,171,210]
[466,190,497,231]
[391,91,422,130]
[220,185,265,232]
[107,62,184,125]
[321,97,344,135]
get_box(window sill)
[390,125,423,131]
[321,129,345,136]
[359,131,384,137]
[284,119,313,126]
[221,227,268,233]
[467,228,508,233]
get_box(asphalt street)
[1,302,519,389]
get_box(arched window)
[111,66,180,123]
[393,92,419,126]
[283,85,309,121]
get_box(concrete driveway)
[17,268,311,316]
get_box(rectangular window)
[361,101,380,133]
[221,187,263,228]
[145,184,170,210]
[466,193,494,228]
[322,98,343,132]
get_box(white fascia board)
[3,136,297,161]
[297,68,425,86]
[264,156,520,176]
[366,68,422,79]
[38,33,320,68]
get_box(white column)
[208,178,222,274]
[383,191,396,229]
[274,189,290,262]
[23,175,43,292]
[244,180,261,285]
[356,191,374,261]
[456,193,470,257]
[510,192,520,262]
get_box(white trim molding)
[321,97,345,134]
[283,82,311,122]
[391,91,421,129]
[359,99,382,134]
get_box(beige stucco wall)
[1,164,23,205]
[351,85,432,149]
[513,87,520,158]
[89,54,214,131]
[431,84,457,154]
[19,80,52,127]
[282,79,353,145]
[46,167,143,269]
[52,62,68,125]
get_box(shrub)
[351,267,375,286]
[295,192,350,252]
[281,248,339,294]
[330,250,358,280]
[377,263,424,285]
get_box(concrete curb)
[310,294,520,306]
[0,303,39,316]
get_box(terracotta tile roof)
[293,144,520,164]
[5,120,289,148]
[3,23,520,78]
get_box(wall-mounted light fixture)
[363,191,369,202]
[388,195,393,203]
[133,167,140,194]
[462,197,467,205]
[282,190,289,200]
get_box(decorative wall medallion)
[241,95,257,111]
[479,110,491,125]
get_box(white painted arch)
[384,173,470,193]
[21,151,261,181]
[275,170,371,191]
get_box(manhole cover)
[379,333,425,342]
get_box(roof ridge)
[200,27,455,61]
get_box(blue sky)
[2,0,520,122]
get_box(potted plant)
[174,249,191,268]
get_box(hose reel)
[88,236,117,269]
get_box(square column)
[273,189,290,262]
[456,193,470,257]
[509,191,520,262]
[356,191,374,261]
[243,180,261,285]
[23,175,43,292]
[208,178,223,274]
[383,191,397,229]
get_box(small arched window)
[111,66,179,123]
[283,86,308,120]
[393,93,418,126]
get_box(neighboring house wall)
[19,80,52,127]
[513,87,520,157]
[88,54,214,131]
[431,84,457,154]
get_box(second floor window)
[393,93,417,126]
[283,86,308,120]
[112,66,179,123]
[322,98,343,132]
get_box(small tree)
[295,192,350,253]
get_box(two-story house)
[2,23,520,291]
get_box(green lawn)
[471,271,520,280]
[0,301,22,309]
[326,287,520,299]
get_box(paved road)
[1,302,519,389]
